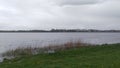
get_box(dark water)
[0,32,120,53]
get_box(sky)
[0,0,120,30]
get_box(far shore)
[0,29,120,33]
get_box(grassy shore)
[0,43,120,68]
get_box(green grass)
[0,44,120,68]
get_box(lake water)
[0,32,120,53]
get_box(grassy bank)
[0,43,120,68]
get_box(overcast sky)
[0,0,120,30]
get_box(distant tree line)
[0,29,120,32]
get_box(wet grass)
[0,43,120,68]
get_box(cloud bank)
[0,0,120,30]
[55,0,102,6]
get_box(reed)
[2,41,87,58]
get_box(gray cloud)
[0,0,119,30]
[54,0,103,6]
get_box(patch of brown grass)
[2,41,88,58]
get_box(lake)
[0,32,120,53]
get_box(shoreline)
[0,43,120,68]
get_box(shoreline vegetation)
[0,41,120,68]
[0,29,120,32]
[1,41,87,59]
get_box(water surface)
[0,32,120,53]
